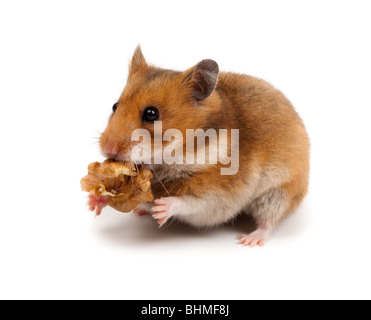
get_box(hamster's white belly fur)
[173,165,291,228]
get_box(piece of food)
[81,160,153,215]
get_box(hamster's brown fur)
[100,46,310,246]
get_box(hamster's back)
[216,72,310,213]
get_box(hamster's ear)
[129,45,148,74]
[188,59,219,101]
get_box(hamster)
[99,46,310,247]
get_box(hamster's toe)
[237,227,272,248]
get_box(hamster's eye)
[142,106,160,123]
[112,102,119,113]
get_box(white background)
[1,0,370,300]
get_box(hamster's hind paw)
[237,227,272,248]
[132,206,150,216]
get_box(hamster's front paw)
[151,197,182,227]
[87,194,110,216]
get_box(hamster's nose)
[102,139,120,158]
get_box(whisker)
[149,163,171,197]
[124,152,134,193]
[130,174,134,193]
[134,162,140,193]
[128,144,171,200]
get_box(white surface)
[1,0,371,300]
